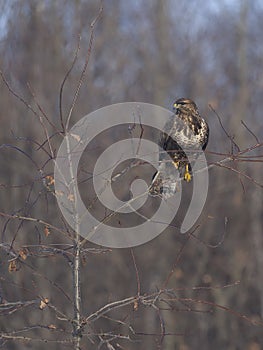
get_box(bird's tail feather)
[149,171,178,199]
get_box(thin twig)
[86,296,136,323]
[131,249,141,297]
[0,212,71,239]
[27,83,56,159]
[209,104,240,152]
[241,119,260,143]
[65,2,103,131]
[59,35,81,133]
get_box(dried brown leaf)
[67,193,75,202]
[39,298,49,310]
[48,324,57,329]
[133,299,139,311]
[19,248,28,260]
[46,175,55,186]
[44,226,51,237]
[8,259,20,272]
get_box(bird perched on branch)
[149,98,209,198]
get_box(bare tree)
[0,1,263,350]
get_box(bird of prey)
[149,98,209,198]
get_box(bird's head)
[173,98,197,113]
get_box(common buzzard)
[149,98,209,198]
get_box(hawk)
[149,98,209,198]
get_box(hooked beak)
[173,103,178,110]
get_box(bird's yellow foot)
[173,161,180,169]
[184,165,192,182]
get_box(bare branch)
[65,2,103,131]
[209,104,240,152]
[59,35,81,134]
[241,119,260,143]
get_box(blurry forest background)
[0,0,263,349]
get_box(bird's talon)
[184,171,191,182]
[184,164,192,182]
